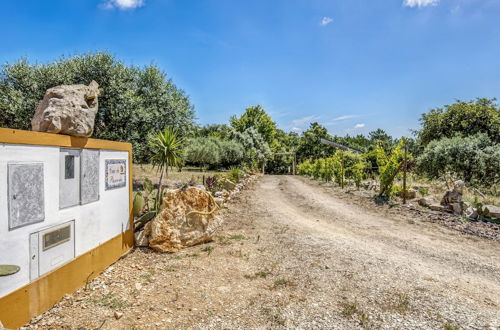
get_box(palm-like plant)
[149,128,185,207]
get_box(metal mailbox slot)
[29,221,75,281]
[59,149,81,209]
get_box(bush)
[298,159,313,176]
[416,133,500,187]
[228,167,242,183]
[376,140,407,197]
[185,137,221,169]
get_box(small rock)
[418,196,437,207]
[464,207,478,219]
[222,179,236,191]
[135,228,150,247]
[135,283,142,290]
[429,204,450,212]
[397,189,417,199]
[483,205,500,219]
[114,312,124,320]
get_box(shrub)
[377,140,407,197]
[298,159,313,176]
[228,167,242,183]
[416,133,500,187]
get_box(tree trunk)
[156,165,164,209]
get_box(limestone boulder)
[222,179,236,191]
[418,196,437,207]
[397,189,417,200]
[429,204,450,212]
[31,81,100,137]
[483,205,500,219]
[464,206,478,219]
[149,187,222,252]
[134,221,151,247]
[441,180,464,206]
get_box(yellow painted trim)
[0,232,133,329]
[0,128,134,329]
[0,127,132,151]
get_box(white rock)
[31,81,100,137]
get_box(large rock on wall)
[31,81,100,137]
[149,187,222,252]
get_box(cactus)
[133,192,145,217]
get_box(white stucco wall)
[0,144,130,298]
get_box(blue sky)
[1,0,499,137]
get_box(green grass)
[228,234,246,240]
[201,246,214,255]
[273,279,289,286]
[443,323,460,330]
[255,271,269,278]
[341,301,359,318]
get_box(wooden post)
[402,140,408,204]
[340,153,345,189]
[293,153,296,175]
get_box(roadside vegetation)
[1,52,498,212]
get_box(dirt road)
[30,175,500,329]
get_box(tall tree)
[418,98,500,146]
[296,122,336,162]
[0,53,195,162]
[230,105,278,147]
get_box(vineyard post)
[402,139,408,204]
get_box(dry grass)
[394,174,500,206]
[133,164,226,187]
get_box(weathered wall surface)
[0,144,129,299]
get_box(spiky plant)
[149,128,185,207]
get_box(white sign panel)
[105,159,127,190]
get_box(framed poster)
[105,159,127,190]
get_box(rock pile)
[134,174,260,251]
[416,180,492,220]
[31,81,100,137]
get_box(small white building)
[0,128,133,328]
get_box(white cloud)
[292,115,320,127]
[290,115,320,132]
[354,123,365,129]
[101,0,144,10]
[403,0,439,8]
[320,17,333,26]
[333,115,358,121]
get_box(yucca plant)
[149,127,185,207]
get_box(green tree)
[416,134,500,187]
[149,128,185,204]
[266,129,300,174]
[418,98,500,146]
[231,127,271,170]
[185,137,221,169]
[230,105,278,147]
[0,53,195,162]
[296,122,335,163]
